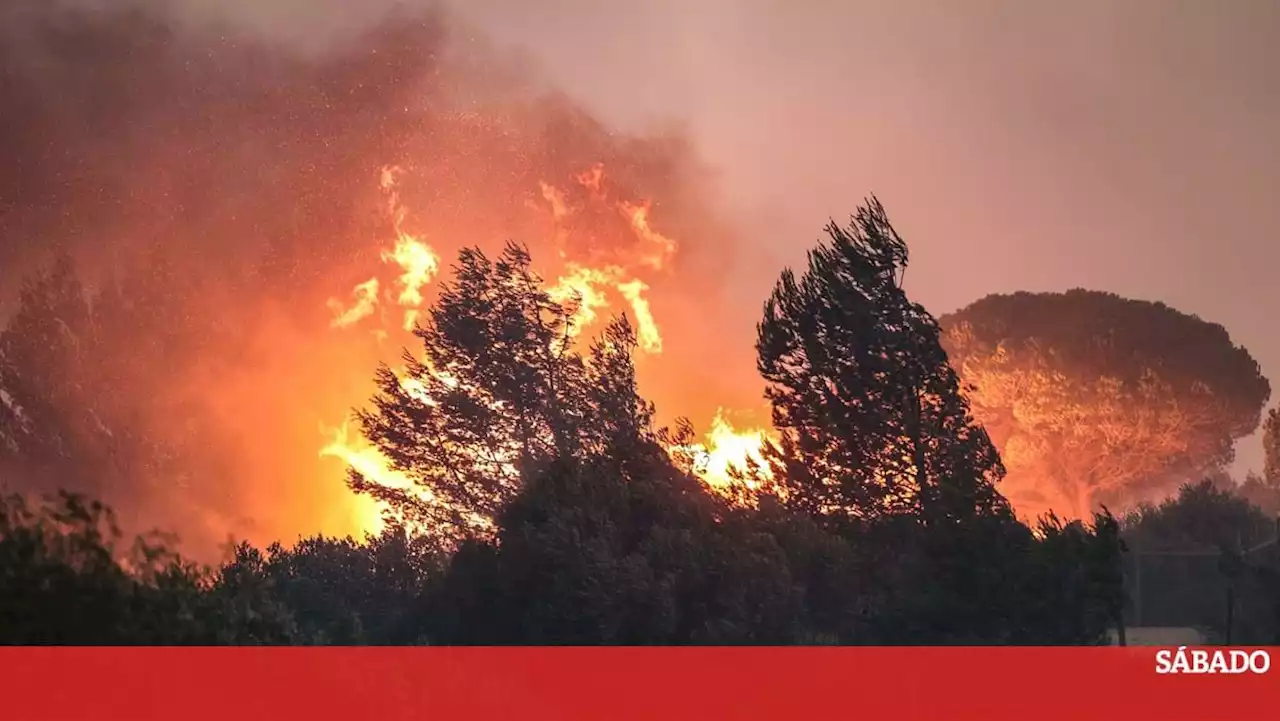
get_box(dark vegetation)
[3,200,1278,644]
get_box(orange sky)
[175,0,1280,476]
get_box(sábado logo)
[1155,647,1270,674]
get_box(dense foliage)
[940,290,1270,518]
[0,202,1142,645]
[1123,480,1280,644]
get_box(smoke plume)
[0,0,753,555]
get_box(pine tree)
[353,243,659,543]
[755,198,1009,528]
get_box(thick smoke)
[0,0,749,556]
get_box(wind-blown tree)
[355,243,816,642]
[756,198,1009,527]
[940,291,1271,519]
[352,243,666,543]
[750,200,1123,644]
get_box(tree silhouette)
[0,230,1130,646]
[1123,480,1279,642]
[353,243,675,545]
[430,449,807,644]
[756,198,1009,527]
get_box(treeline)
[0,200,1141,645]
[7,199,1280,645]
[1122,479,1280,644]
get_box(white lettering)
[1250,651,1271,674]
[1170,646,1191,673]
[1208,651,1229,674]
[1230,650,1252,673]
[1158,648,1270,674]
[1190,649,1210,673]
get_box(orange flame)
[680,409,775,491]
[548,265,662,353]
[323,164,760,536]
[619,200,678,270]
[326,278,380,329]
[319,420,409,536]
[615,278,662,354]
[548,264,616,333]
[576,162,605,194]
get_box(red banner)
[1,647,1275,721]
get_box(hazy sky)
[176,0,1280,472]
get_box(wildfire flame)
[618,200,678,271]
[615,278,662,354]
[547,265,662,354]
[325,166,440,333]
[321,164,764,535]
[681,409,776,491]
[319,421,411,535]
[327,278,380,329]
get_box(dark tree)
[353,243,674,545]
[1124,480,1275,554]
[430,450,807,645]
[0,490,236,644]
[755,198,1009,527]
[1122,480,1280,643]
[208,529,446,645]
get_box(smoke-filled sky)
[190,0,1280,463]
[4,0,1278,551]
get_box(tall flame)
[326,166,441,334]
[615,278,662,354]
[322,165,763,535]
[320,421,408,536]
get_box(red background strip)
[1,647,1275,721]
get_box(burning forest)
[2,0,1279,647]
[0,1,774,554]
